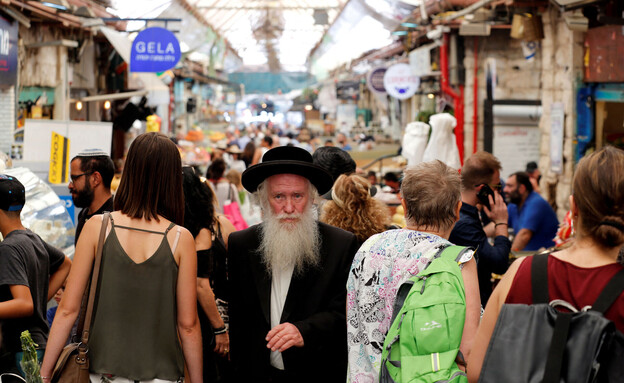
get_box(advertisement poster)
[0,15,18,86]
[493,126,541,179]
[549,102,564,174]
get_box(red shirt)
[505,255,624,333]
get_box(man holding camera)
[449,152,511,305]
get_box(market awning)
[99,26,170,105]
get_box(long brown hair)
[114,132,184,225]
[573,146,624,248]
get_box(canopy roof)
[184,0,349,72]
[112,0,415,76]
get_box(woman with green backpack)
[346,160,481,383]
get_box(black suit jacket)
[228,222,359,383]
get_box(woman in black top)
[182,166,237,382]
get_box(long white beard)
[258,206,320,275]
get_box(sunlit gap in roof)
[109,0,173,32]
[312,15,392,79]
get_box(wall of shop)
[463,29,543,155]
[537,9,584,219]
[0,87,15,156]
[460,14,580,220]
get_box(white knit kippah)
[76,149,109,157]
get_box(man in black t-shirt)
[0,175,71,373]
[69,149,115,243]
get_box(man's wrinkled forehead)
[267,173,310,192]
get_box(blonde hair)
[225,169,242,188]
[320,174,390,243]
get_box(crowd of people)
[0,128,623,383]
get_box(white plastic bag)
[402,122,430,166]
[239,191,263,226]
[422,113,461,170]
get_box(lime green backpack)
[380,245,471,383]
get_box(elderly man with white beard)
[228,146,360,383]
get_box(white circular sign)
[383,63,420,100]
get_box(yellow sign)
[49,132,70,184]
[146,114,161,133]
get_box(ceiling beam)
[197,5,340,10]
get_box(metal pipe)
[441,0,498,21]
[413,0,485,24]
[473,37,479,153]
[440,33,465,164]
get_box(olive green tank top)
[89,218,185,381]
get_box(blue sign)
[59,195,76,225]
[130,27,181,73]
[0,15,18,86]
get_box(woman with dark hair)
[41,132,202,382]
[207,158,241,216]
[320,174,391,245]
[183,167,236,382]
[240,142,256,168]
[468,146,624,381]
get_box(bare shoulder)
[506,256,528,278]
[169,225,196,262]
[489,256,528,306]
[81,214,108,240]
[217,214,237,236]
[171,225,194,242]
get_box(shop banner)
[409,44,433,77]
[493,126,540,179]
[336,81,360,100]
[550,102,564,174]
[384,63,420,100]
[0,15,18,87]
[131,27,181,72]
[49,132,70,184]
[367,67,386,94]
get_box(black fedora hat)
[242,146,333,194]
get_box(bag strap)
[531,253,550,304]
[228,183,234,202]
[542,312,573,383]
[388,245,449,326]
[389,280,414,326]
[591,268,624,314]
[389,244,469,325]
[80,212,110,345]
[438,245,473,264]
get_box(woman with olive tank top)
[41,133,203,382]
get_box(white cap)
[76,149,109,157]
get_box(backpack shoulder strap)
[592,268,624,314]
[438,245,474,264]
[389,280,415,326]
[531,253,550,304]
[388,243,458,325]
